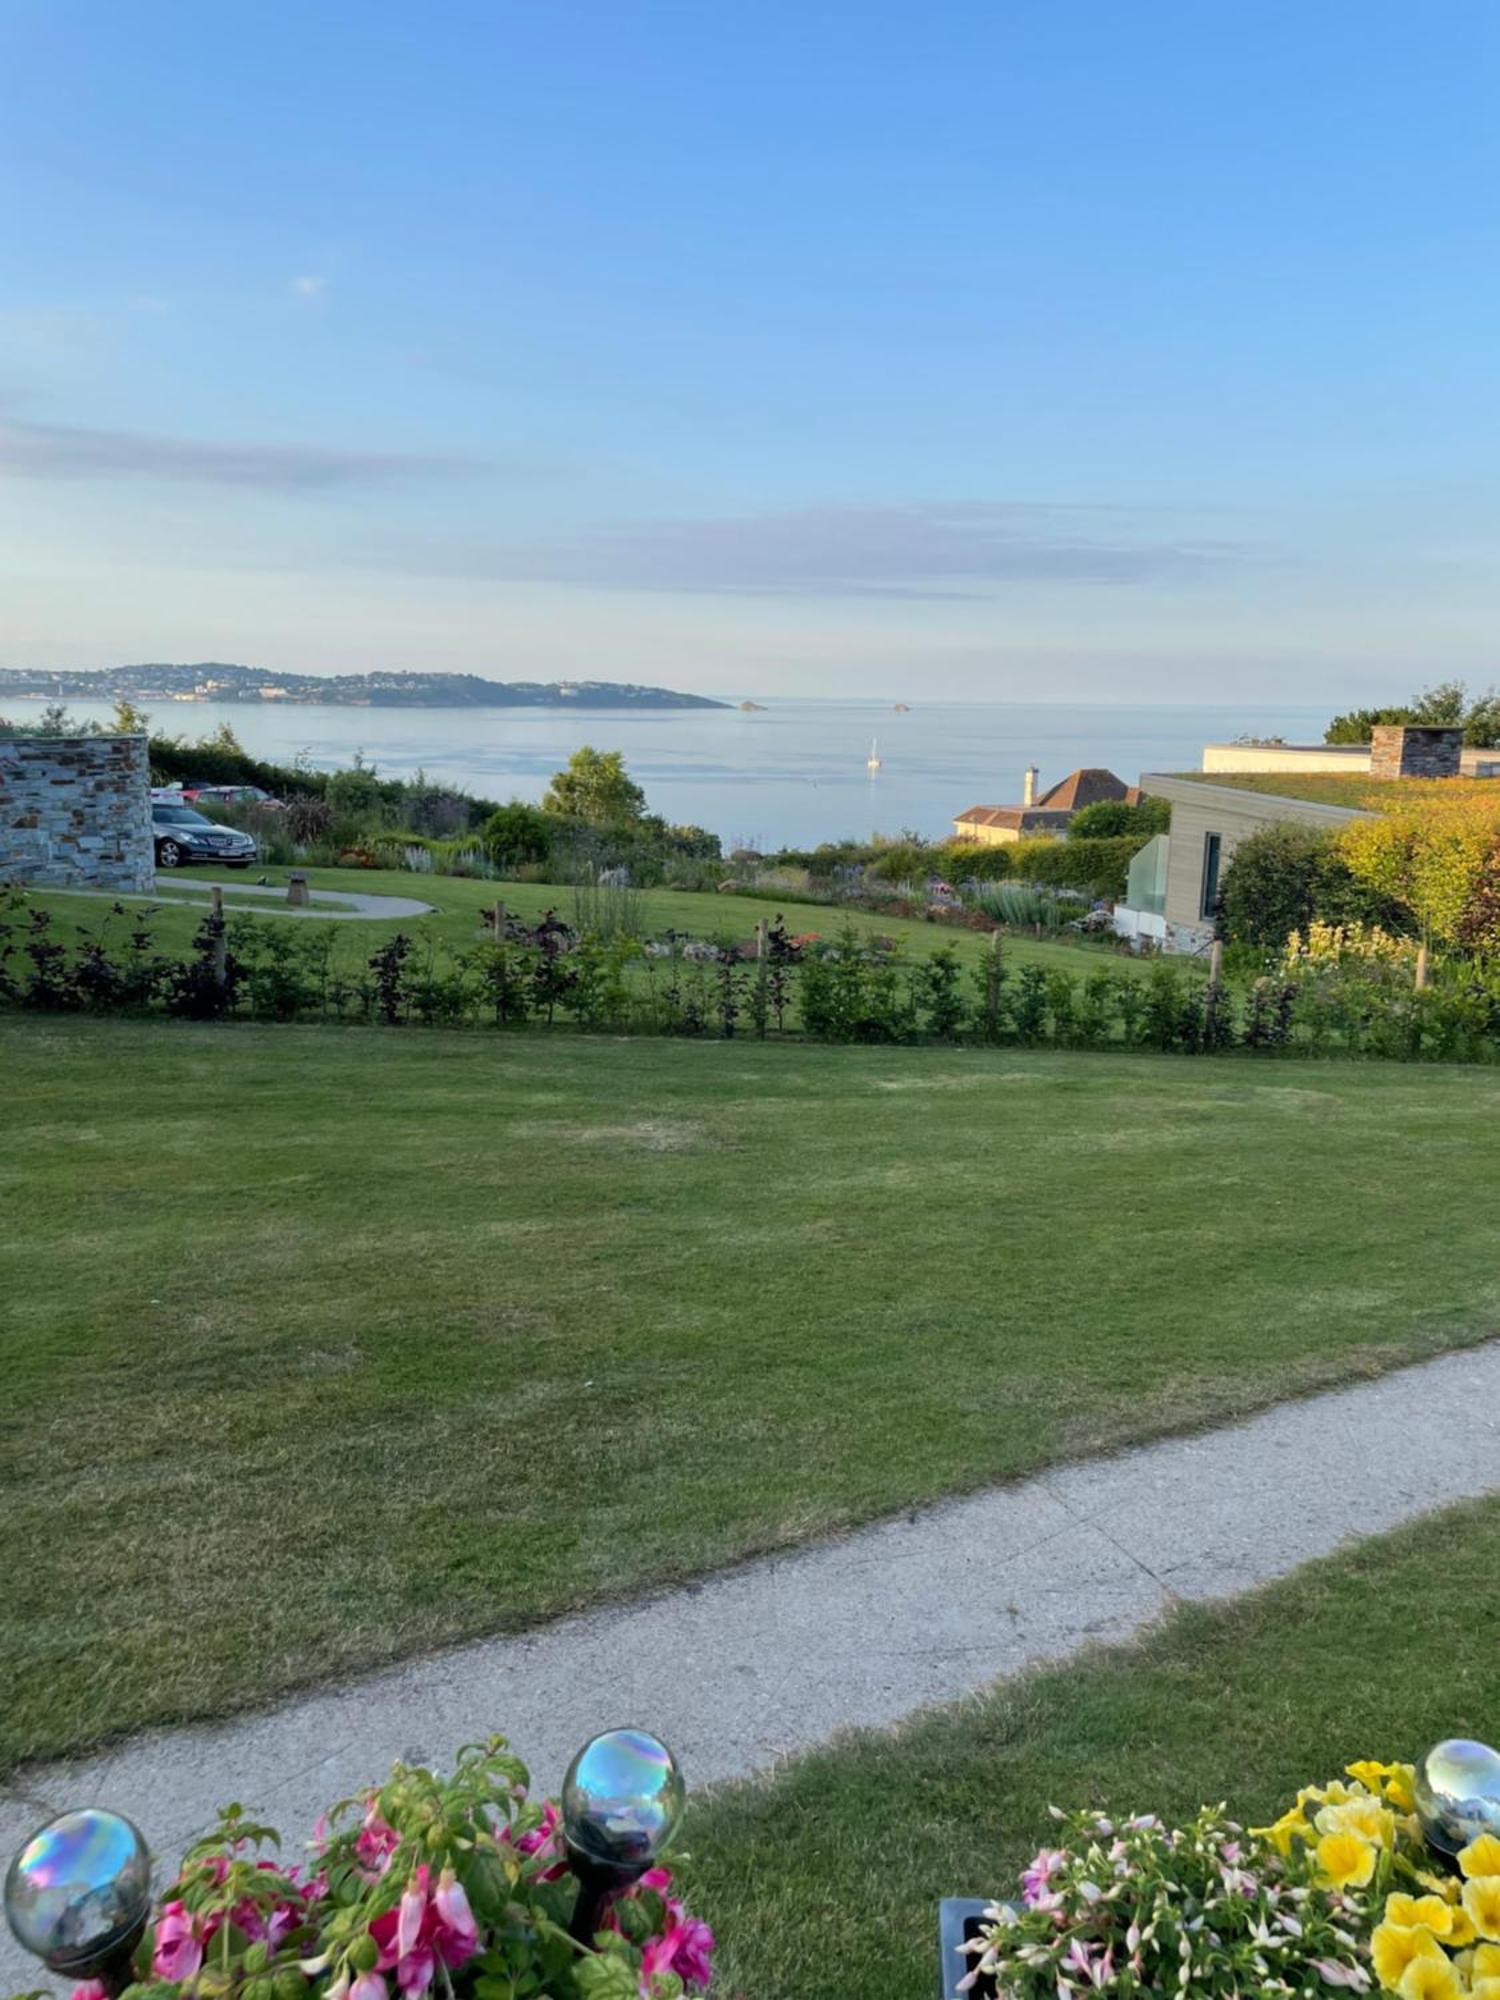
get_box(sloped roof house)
[953,766,1139,845]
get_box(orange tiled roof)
[1032,768,1132,811]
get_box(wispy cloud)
[409,502,1248,598]
[290,274,327,298]
[0,413,469,491]
[127,295,170,315]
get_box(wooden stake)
[210,885,227,989]
[1415,943,1429,990]
[755,917,768,961]
[492,899,507,943]
[1209,937,1224,985]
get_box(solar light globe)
[1415,1739,1500,1857]
[561,1729,685,1872]
[4,1809,152,1976]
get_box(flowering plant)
[1262,1761,1500,2000]
[43,1740,711,2000]
[1283,919,1419,972]
[965,1760,1500,1999]
[961,1803,1370,1996]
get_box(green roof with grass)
[1164,770,1500,810]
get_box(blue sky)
[2,0,1497,701]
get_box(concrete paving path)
[4,1341,1499,1984]
[65,876,438,919]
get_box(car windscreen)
[153,807,212,826]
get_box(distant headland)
[0,662,728,711]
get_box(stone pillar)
[0,733,152,891]
[1369,725,1463,780]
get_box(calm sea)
[33,696,1332,850]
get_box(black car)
[151,803,258,869]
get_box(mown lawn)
[685,1494,1500,2000]
[15,863,1132,979]
[4,1018,1500,1774]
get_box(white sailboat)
[866,736,882,772]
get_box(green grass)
[4,1018,1500,1776]
[14,864,1131,980]
[1169,770,1500,809]
[684,1494,1500,2000]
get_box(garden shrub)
[1067,794,1171,839]
[9,884,1500,1065]
[1339,792,1500,946]
[1009,834,1143,899]
[915,944,966,1039]
[866,840,937,883]
[482,800,553,869]
[1219,822,1404,950]
[968,881,1081,930]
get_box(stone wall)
[0,733,153,891]
[1369,725,1464,781]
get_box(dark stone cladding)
[1369,725,1464,781]
[0,732,153,891]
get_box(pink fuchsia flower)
[397,1868,430,1960]
[355,1804,401,1876]
[151,1902,204,1983]
[432,1869,478,1968]
[500,1802,569,1883]
[72,1982,109,2000]
[371,1877,437,2000]
[1064,1938,1098,1979]
[639,1913,714,1994]
[350,1973,388,2000]
[1311,1960,1370,1991]
[1020,1849,1067,1908]
[639,1867,673,1893]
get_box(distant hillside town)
[0,662,727,710]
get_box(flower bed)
[10,1740,711,2000]
[949,1756,1500,1999]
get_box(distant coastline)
[0,662,727,711]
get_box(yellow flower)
[1461,1837,1500,1881]
[1319,1797,1398,1848]
[1298,1779,1363,1815]
[1387,1894,1458,1937]
[1254,1807,1308,1856]
[1386,1768,1418,1812]
[1472,1944,1500,1979]
[1374,1923,1446,1990]
[1446,1906,1478,1948]
[1347,1760,1419,1812]
[1399,1956,1463,2000]
[1473,1981,1500,2000]
[1463,1877,1500,1941]
[1317,1831,1377,1889]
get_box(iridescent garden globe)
[3,1808,152,1975]
[1416,1739,1500,1857]
[561,1729,685,1871]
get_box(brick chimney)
[1023,763,1038,807]
[1369,725,1463,781]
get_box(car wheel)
[156,839,184,868]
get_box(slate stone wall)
[1369,725,1464,781]
[0,733,153,891]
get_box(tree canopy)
[1069,795,1171,840]
[542,746,647,825]
[1325,681,1500,748]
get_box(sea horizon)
[19,692,1339,849]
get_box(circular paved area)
[70,875,438,920]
